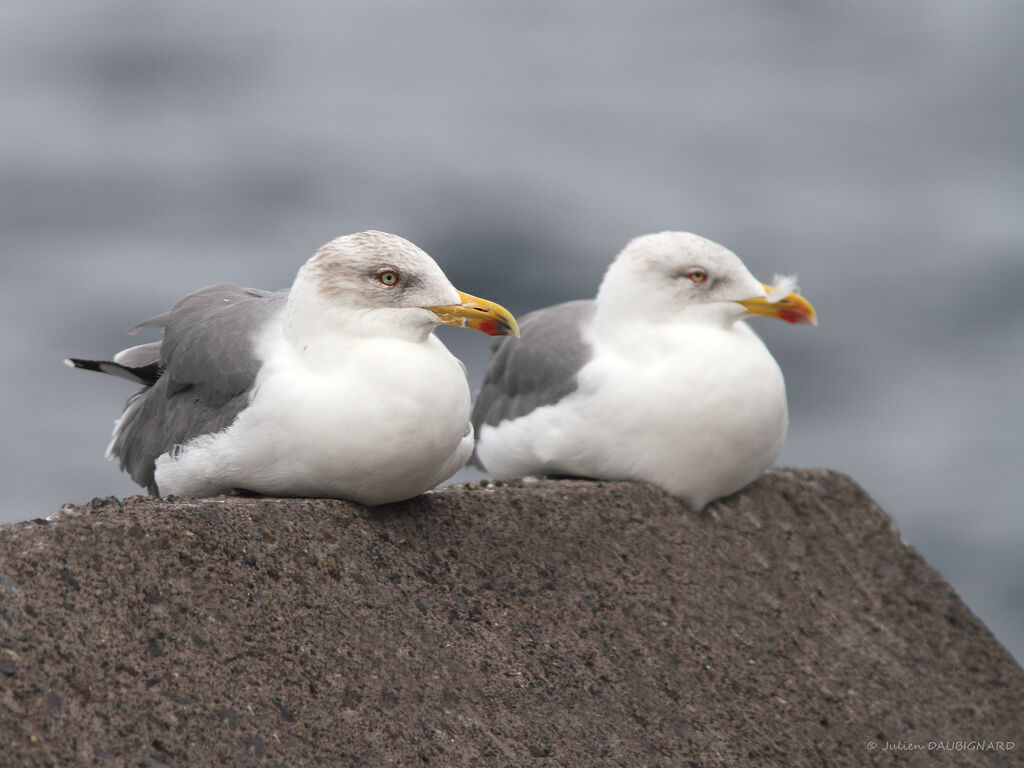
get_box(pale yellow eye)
[377,269,400,286]
[687,268,708,284]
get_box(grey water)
[2,1,1022,663]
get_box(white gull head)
[596,232,768,331]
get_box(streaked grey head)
[288,230,520,345]
[301,230,460,310]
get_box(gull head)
[596,231,816,328]
[289,231,519,342]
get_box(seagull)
[470,231,816,510]
[67,231,519,505]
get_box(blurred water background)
[2,1,1021,662]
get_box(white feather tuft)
[765,273,800,303]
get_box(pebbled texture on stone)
[0,469,1021,767]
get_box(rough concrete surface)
[0,469,1021,767]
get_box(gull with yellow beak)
[67,231,519,505]
[471,231,816,509]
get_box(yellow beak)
[736,283,818,326]
[427,290,521,337]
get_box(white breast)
[154,327,473,505]
[477,321,787,509]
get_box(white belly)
[477,323,787,509]
[155,334,473,505]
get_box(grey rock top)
[0,470,1021,767]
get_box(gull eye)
[686,268,708,284]
[376,269,400,287]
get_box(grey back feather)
[109,284,286,493]
[113,342,162,369]
[470,299,596,436]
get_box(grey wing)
[110,284,287,493]
[470,299,596,435]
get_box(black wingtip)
[65,357,161,385]
[65,357,103,372]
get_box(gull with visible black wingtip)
[68,231,519,505]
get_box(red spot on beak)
[477,319,502,336]
[778,306,811,324]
